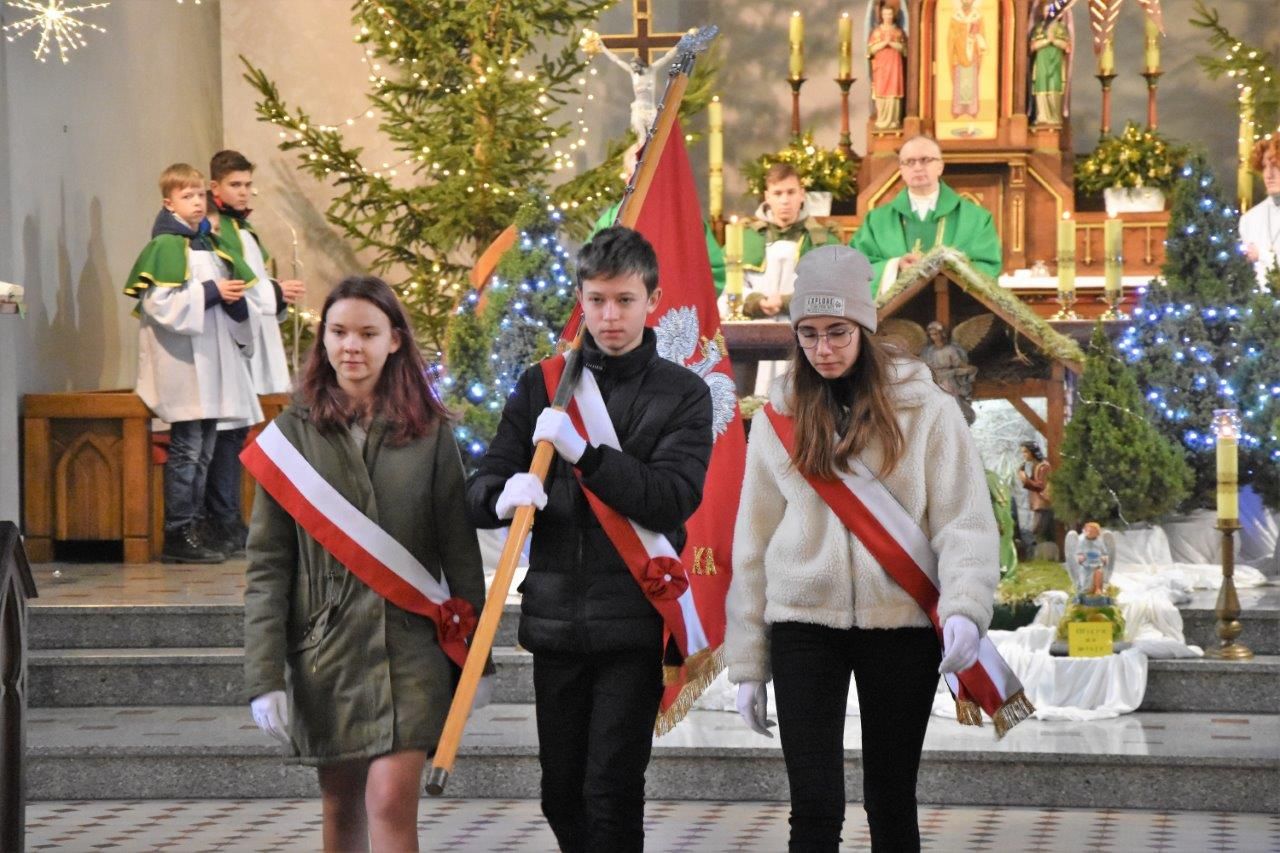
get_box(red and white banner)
[241,422,478,668]
[764,405,1034,737]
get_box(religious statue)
[947,0,986,128]
[1066,522,1115,606]
[922,320,977,423]
[580,28,680,174]
[868,1,906,130]
[1029,0,1073,126]
[1017,441,1055,558]
[1055,522,1125,650]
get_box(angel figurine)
[1065,522,1114,605]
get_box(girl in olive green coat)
[243,276,487,852]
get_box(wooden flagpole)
[426,25,718,796]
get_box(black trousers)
[533,647,664,853]
[771,622,942,853]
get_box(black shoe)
[161,523,225,564]
[202,518,247,558]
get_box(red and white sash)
[240,421,478,668]
[764,405,1034,737]
[542,355,710,664]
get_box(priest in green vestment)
[851,136,1002,295]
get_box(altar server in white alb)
[124,162,261,564]
[199,149,307,557]
[725,245,1032,851]
[1240,137,1280,288]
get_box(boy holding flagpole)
[466,226,713,852]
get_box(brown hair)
[1249,137,1280,173]
[786,332,907,480]
[159,163,204,199]
[764,162,801,189]
[298,276,449,445]
[210,149,254,182]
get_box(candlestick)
[1142,69,1163,130]
[789,11,805,80]
[836,75,855,159]
[1143,16,1160,74]
[1207,409,1252,661]
[1097,69,1117,138]
[1098,38,1115,76]
[788,77,806,138]
[1101,216,1125,319]
[1053,213,1078,320]
[708,96,724,220]
[838,12,852,79]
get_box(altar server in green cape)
[124,163,260,564]
[198,150,307,557]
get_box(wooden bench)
[22,391,289,563]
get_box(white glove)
[939,615,981,674]
[250,690,290,744]
[495,473,548,520]
[532,408,587,464]
[735,681,775,738]
[473,675,495,711]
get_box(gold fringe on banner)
[954,698,983,727]
[992,690,1036,739]
[954,690,1036,738]
[653,645,724,736]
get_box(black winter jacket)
[465,329,714,655]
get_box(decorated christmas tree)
[442,201,578,468]
[242,0,618,350]
[1120,156,1258,508]
[1235,263,1280,508]
[1054,325,1193,527]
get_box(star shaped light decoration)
[2,1,110,64]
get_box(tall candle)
[1103,216,1123,297]
[708,96,723,219]
[1143,16,1160,73]
[1216,409,1239,522]
[724,217,744,296]
[1057,213,1076,295]
[838,12,853,79]
[1099,39,1115,76]
[789,11,805,79]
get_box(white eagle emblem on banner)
[654,306,738,439]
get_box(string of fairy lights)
[1115,163,1279,463]
[438,209,577,460]
[255,0,614,213]
[1,0,202,64]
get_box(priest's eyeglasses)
[899,156,941,169]
[796,326,856,349]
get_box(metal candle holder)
[1205,519,1253,660]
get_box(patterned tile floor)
[24,799,1280,852]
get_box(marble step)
[28,644,1279,714]
[27,602,524,650]
[1180,599,1279,656]
[28,647,533,708]
[26,705,1279,812]
[31,594,1280,656]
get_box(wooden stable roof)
[875,247,1085,375]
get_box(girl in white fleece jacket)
[724,245,1000,852]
